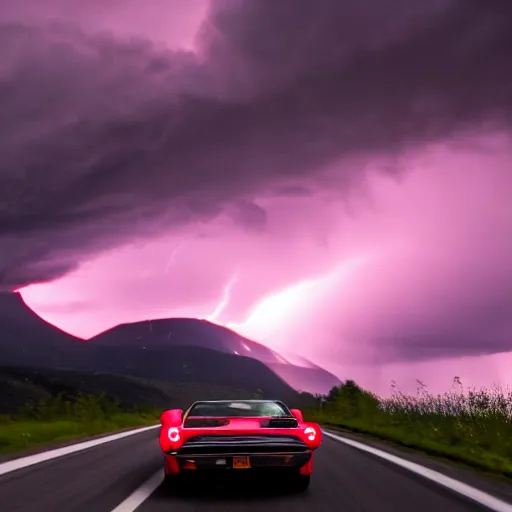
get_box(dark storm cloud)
[1,0,512,290]
[271,185,312,197]
[230,201,267,230]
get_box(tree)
[325,380,379,418]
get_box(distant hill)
[0,292,91,369]
[0,366,314,415]
[0,291,340,397]
[88,317,284,362]
[89,318,341,395]
[0,366,170,414]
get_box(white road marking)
[110,470,162,512]
[324,430,512,512]
[0,424,160,477]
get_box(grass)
[0,392,159,455]
[305,378,512,479]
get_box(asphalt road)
[0,429,509,512]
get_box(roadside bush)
[306,377,512,476]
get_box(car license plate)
[232,456,251,469]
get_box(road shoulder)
[324,426,512,505]
[0,424,159,464]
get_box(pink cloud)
[0,0,208,49]
[3,1,512,394]
[22,131,512,393]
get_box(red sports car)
[159,399,322,492]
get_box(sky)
[2,0,512,395]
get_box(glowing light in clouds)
[224,256,368,349]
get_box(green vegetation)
[0,366,315,414]
[306,378,512,478]
[0,392,160,455]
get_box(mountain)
[88,318,341,395]
[0,292,340,397]
[88,317,287,361]
[0,292,92,369]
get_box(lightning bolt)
[164,232,207,273]
[164,243,185,274]
[225,255,369,346]
[206,273,239,322]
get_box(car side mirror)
[290,408,303,422]
[160,408,183,426]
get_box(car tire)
[162,472,182,494]
[290,474,310,493]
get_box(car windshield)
[187,400,291,418]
